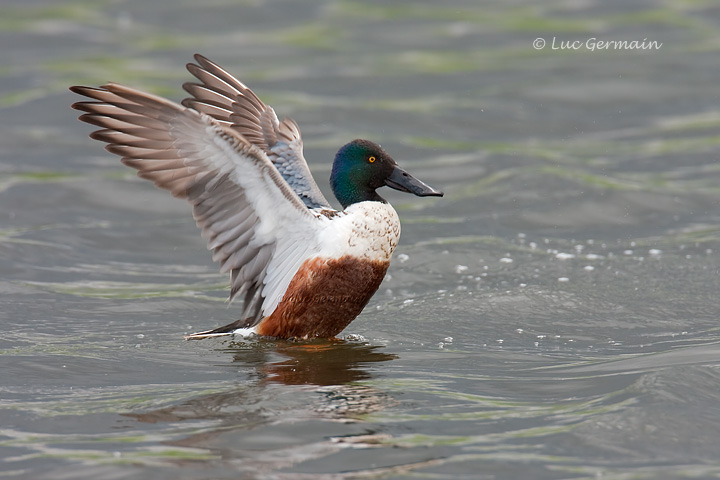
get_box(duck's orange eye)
[368,156,376,163]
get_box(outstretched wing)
[181,54,332,209]
[70,83,324,327]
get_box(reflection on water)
[251,340,398,386]
[122,340,398,477]
[129,339,397,425]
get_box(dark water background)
[2,1,720,478]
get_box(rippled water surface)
[3,1,720,478]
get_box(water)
[3,0,720,478]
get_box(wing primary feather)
[91,130,174,149]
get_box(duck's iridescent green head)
[330,139,443,209]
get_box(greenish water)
[3,0,720,478]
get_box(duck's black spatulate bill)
[384,165,443,197]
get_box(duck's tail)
[184,318,257,340]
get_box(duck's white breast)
[318,201,401,262]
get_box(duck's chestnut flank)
[257,256,390,338]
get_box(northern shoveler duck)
[70,54,443,340]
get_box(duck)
[70,54,443,340]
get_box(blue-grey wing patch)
[270,117,330,209]
[182,54,332,209]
